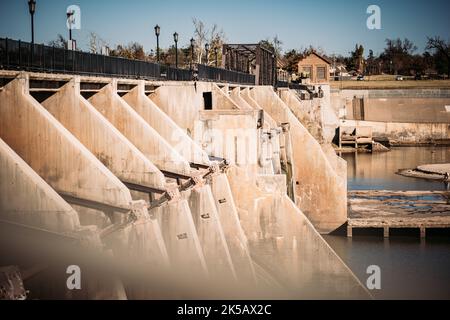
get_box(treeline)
[47,26,450,78]
[279,37,449,78]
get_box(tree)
[192,18,227,65]
[381,38,417,74]
[283,49,302,73]
[345,44,364,72]
[110,42,146,60]
[87,32,108,54]
[259,36,283,56]
[426,36,450,77]
[47,34,67,49]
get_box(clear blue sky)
[1,0,449,56]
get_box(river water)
[324,147,450,300]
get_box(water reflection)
[342,147,450,191]
[325,147,450,299]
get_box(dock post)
[383,227,389,238]
[420,227,426,239]
[347,225,352,238]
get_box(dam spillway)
[0,70,369,299]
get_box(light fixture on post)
[28,0,36,44]
[173,32,178,68]
[190,37,195,70]
[214,47,218,67]
[154,24,161,63]
[205,43,210,65]
[67,10,74,41]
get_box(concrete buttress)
[0,137,80,232]
[250,86,347,233]
[123,82,255,282]
[0,75,132,227]
[88,81,236,280]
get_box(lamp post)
[67,10,74,41]
[154,24,160,63]
[28,0,36,44]
[190,38,195,70]
[214,47,218,67]
[173,32,178,69]
[205,43,210,65]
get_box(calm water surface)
[324,147,450,299]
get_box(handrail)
[0,37,255,85]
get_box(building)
[297,52,331,84]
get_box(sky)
[0,0,449,57]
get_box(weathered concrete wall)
[122,81,210,166]
[89,82,191,175]
[123,83,254,282]
[225,165,368,298]
[338,89,450,123]
[150,82,214,135]
[279,89,324,143]
[280,89,347,180]
[88,81,237,280]
[0,138,80,232]
[209,173,256,284]
[241,88,278,129]
[197,110,259,172]
[0,75,132,212]
[212,84,241,110]
[153,199,208,275]
[250,86,347,233]
[229,87,254,111]
[341,119,450,144]
[41,79,166,191]
[186,185,236,280]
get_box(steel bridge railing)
[0,38,256,85]
[197,64,255,85]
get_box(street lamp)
[173,32,178,68]
[205,43,210,65]
[28,0,36,44]
[67,10,74,41]
[154,24,160,63]
[214,47,218,67]
[190,38,195,69]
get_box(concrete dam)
[0,70,369,299]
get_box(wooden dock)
[347,190,450,238]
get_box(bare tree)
[192,18,207,64]
[87,32,108,54]
[192,18,227,65]
[426,36,450,77]
[208,24,226,66]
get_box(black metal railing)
[276,80,302,90]
[0,38,256,85]
[197,64,255,85]
[160,65,192,81]
[0,38,161,79]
